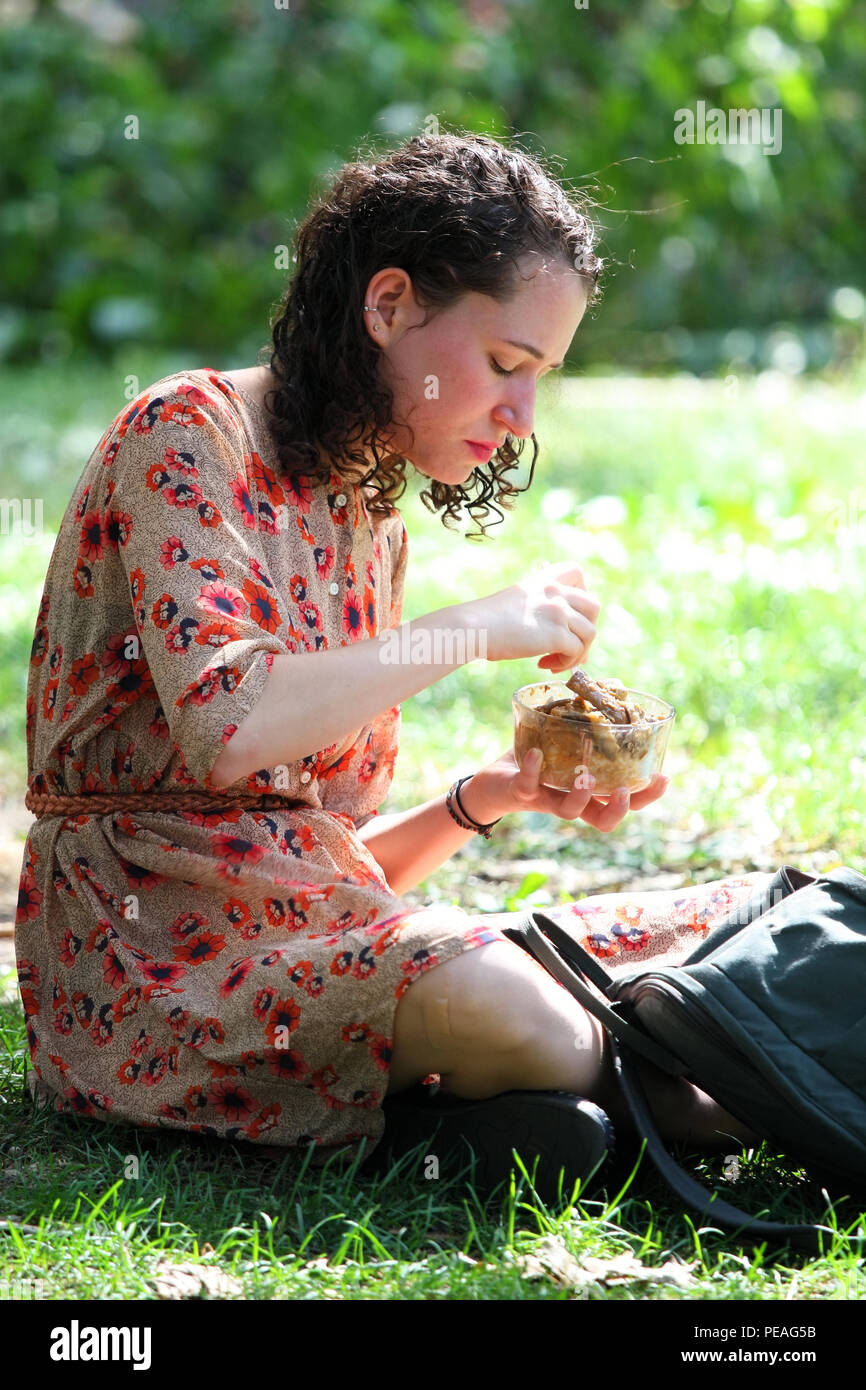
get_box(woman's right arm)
[210,564,601,787]
[209,602,475,787]
[107,377,597,794]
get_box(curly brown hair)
[258,129,604,541]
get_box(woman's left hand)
[458,746,670,833]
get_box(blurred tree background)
[0,0,864,862]
[1,0,864,376]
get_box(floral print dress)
[15,367,503,1156]
[14,365,774,1159]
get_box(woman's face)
[366,257,589,486]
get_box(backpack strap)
[502,910,617,994]
[612,1037,839,1254]
[511,907,844,1252]
[507,911,686,1076]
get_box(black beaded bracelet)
[445,775,503,840]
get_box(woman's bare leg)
[389,940,759,1149]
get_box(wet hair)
[259,129,604,540]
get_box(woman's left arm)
[356,747,670,897]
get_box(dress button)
[335,493,347,506]
[300,770,311,783]
[328,581,339,595]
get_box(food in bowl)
[513,669,675,795]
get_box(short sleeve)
[110,378,295,787]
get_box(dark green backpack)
[504,864,866,1252]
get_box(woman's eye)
[490,358,514,377]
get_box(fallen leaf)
[579,1253,697,1289]
[515,1237,696,1291]
[515,1236,584,1284]
[150,1259,243,1300]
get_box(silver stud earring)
[364,305,380,331]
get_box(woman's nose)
[495,384,536,440]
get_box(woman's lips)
[466,441,495,462]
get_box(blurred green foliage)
[1,0,865,373]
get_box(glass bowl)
[513,680,676,795]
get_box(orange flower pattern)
[14,368,504,1159]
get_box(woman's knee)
[404,942,547,1042]
[389,939,577,1091]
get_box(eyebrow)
[501,339,565,370]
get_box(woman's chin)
[410,457,477,487]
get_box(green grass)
[1,984,864,1301]
[1,358,865,1299]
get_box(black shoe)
[366,1083,615,1206]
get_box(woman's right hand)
[461,561,602,673]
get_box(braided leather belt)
[25,788,302,819]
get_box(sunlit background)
[1,0,864,918]
[1,0,866,1305]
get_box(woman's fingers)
[580,773,669,830]
[514,748,596,815]
[578,788,631,831]
[539,585,600,673]
[560,583,602,624]
[591,773,668,810]
[511,747,548,804]
[565,605,597,656]
[513,757,669,829]
[625,773,670,809]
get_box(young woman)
[17,131,763,1197]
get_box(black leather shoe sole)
[366,1085,615,1206]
